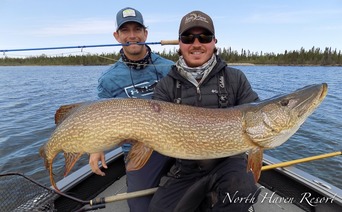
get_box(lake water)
[0,65,341,190]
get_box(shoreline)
[1,63,342,67]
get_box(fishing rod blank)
[0,40,179,53]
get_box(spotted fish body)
[40,83,328,190]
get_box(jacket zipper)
[196,86,202,102]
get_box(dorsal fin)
[54,102,84,125]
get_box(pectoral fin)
[126,142,153,171]
[247,148,264,182]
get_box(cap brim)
[180,23,214,35]
[117,19,145,30]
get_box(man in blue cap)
[89,7,174,212]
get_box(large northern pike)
[40,83,327,190]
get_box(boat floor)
[95,175,305,212]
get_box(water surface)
[0,65,341,189]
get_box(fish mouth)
[297,83,327,113]
[320,83,328,101]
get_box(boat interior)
[52,148,342,212]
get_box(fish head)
[245,83,328,149]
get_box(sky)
[1,0,342,57]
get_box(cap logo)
[185,13,209,24]
[122,9,136,18]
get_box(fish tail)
[49,161,60,191]
[39,144,60,191]
[39,144,49,169]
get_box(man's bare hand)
[89,152,107,176]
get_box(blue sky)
[1,0,342,57]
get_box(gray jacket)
[153,55,259,107]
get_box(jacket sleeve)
[226,67,259,105]
[97,65,117,99]
[97,82,113,98]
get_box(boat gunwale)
[53,149,342,211]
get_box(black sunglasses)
[179,34,214,44]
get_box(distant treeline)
[1,46,341,66]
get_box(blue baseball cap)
[116,7,145,30]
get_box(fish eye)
[280,99,289,106]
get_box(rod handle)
[101,187,158,203]
[160,40,179,45]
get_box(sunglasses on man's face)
[179,34,214,44]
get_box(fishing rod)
[261,150,342,171]
[1,150,340,211]
[0,40,179,53]
[87,151,342,206]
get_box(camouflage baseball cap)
[179,10,214,35]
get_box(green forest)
[0,46,341,66]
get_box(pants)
[149,156,260,212]
[126,151,173,212]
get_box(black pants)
[126,151,173,212]
[149,156,260,212]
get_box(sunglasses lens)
[180,35,195,44]
[180,34,213,44]
[199,34,213,43]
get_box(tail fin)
[39,144,49,169]
[39,144,60,191]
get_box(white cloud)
[30,18,115,36]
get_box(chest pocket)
[173,70,230,108]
